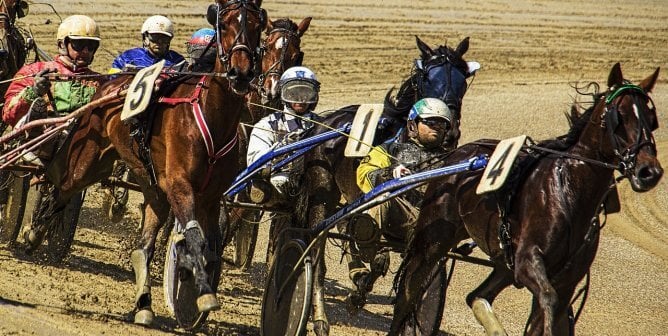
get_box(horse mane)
[536,81,604,151]
[270,18,298,31]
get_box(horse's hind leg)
[131,200,168,325]
[466,267,513,336]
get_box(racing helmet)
[408,98,454,123]
[57,15,100,41]
[279,66,320,106]
[141,15,174,38]
[187,28,217,68]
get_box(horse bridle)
[255,27,303,101]
[413,53,469,118]
[602,84,658,177]
[209,0,265,74]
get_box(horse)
[224,16,311,268]
[295,36,477,335]
[0,0,28,108]
[390,63,662,335]
[22,0,267,327]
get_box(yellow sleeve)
[108,68,121,74]
[356,145,392,193]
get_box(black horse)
[390,63,662,335]
[294,36,478,335]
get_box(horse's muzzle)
[629,162,663,192]
[227,67,254,95]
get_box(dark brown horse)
[390,63,662,335]
[297,36,477,335]
[24,0,267,328]
[225,16,311,267]
[0,0,28,107]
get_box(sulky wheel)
[261,238,312,336]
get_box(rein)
[159,76,238,192]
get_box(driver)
[109,15,184,73]
[347,97,458,309]
[2,15,106,165]
[246,65,320,204]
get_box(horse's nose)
[636,162,663,187]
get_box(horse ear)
[607,62,624,88]
[207,4,219,26]
[415,35,434,58]
[639,67,660,93]
[455,37,470,56]
[297,17,312,37]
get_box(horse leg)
[515,248,559,336]
[130,200,166,325]
[167,183,220,313]
[466,267,514,336]
[390,219,457,335]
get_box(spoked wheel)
[233,210,261,270]
[415,263,448,334]
[0,172,29,245]
[164,222,223,330]
[43,189,85,263]
[261,239,313,336]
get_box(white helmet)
[279,66,320,105]
[408,98,454,123]
[141,15,174,38]
[57,15,100,41]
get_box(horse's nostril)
[637,164,663,183]
[227,68,238,80]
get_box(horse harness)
[127,75,238,192]
[159,76,238,192]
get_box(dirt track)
[1,0,667,335]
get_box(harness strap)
[159,75,239,192]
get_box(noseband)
[602,84,657,177]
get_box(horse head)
[257,16,311,106]
[598,63,663,192]
[385,36,478,121]
[207,0,267,94]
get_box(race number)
[121,60,165,121]
[476,135,527,195]
[344,104,384,157]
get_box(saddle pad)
[121,60,165,121]
[476,135,527,195]
[344,104,384,157]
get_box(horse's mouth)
[230,79,251,95]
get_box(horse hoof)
[134,309,154,326]
[23,230,41,253]
[197,293,220,312]
[312,320,330,336]
[345,290,366,315]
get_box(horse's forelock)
[271,18,298,32]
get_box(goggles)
[68,39,99,52]
[280,80,319,104]
[418,117,450,130]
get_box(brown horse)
[24,0,267,328]
[225,16,311,267]
[390,63,662,335]
[297,36,476,335]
